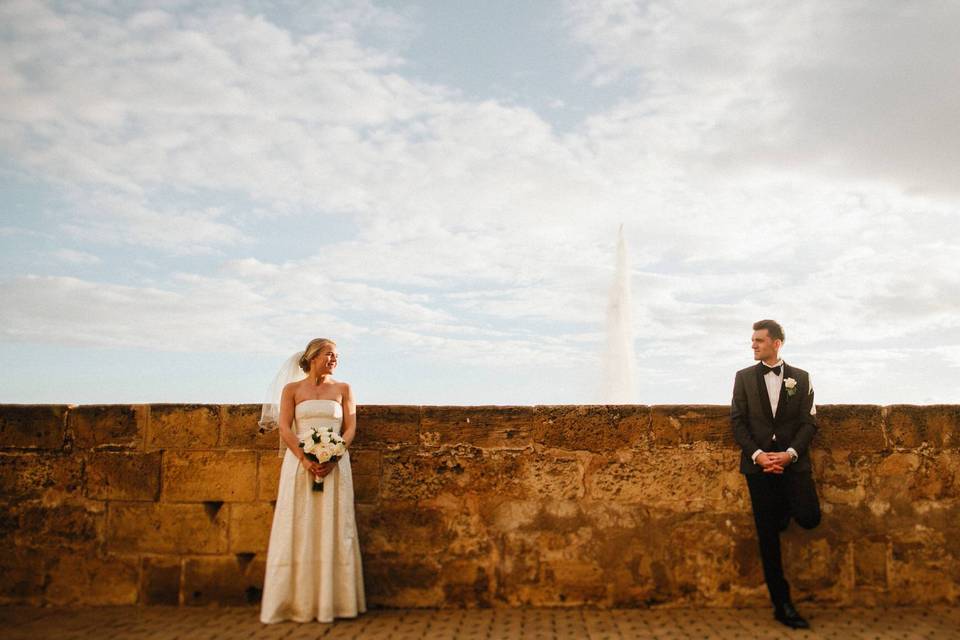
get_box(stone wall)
[1,404,958,608]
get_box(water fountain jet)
[602,224,638,403]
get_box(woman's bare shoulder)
[282,380,305,396]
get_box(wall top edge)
[0,403,958,409]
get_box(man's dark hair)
[753,319,785,342]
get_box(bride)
[259,338,366,623]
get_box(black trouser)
[745,470,821,607]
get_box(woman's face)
[312,345,338,374]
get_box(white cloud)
[0,274,281,351]
[57,191,248,254]
[1,1,616,253]
[1,1,958,403]
[564,0,960,197]
[1,1,437,247]
[0,226,45,238]
[0,270,590,375]
[50,249,101,264]
[0,272,397,361]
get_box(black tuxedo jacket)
[731,362,817,474]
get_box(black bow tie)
[761,364,782,376]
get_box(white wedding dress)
[260,399,366,623]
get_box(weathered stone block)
[108,502,228,554]
[650,405,730,444]
[733,533,764,584]
[606,559,665,608]
[812,448,871,495]
[889,542,957,605]
[85,451,161,501]
[0,548,48,603]
[526,501,590,547]
[440,560,494,607]
[479,499,540,533]
[496,532,547,604]
[380,446,526,501]
[580,503,669,582]
[910,452,960,500]
[497,513,626,607]
[141,557,181,605]
[520,451,585,500]
[783,536,847,600]
[627,512,742,605]
[148,404,219,449]
[540,559,608,605]
[876,452,921,477]
[363,556,442,607]
[182,556,265,606]
[532,406,649,452]
[422,406,534,448]
[349,449,380,476]
[230,502,274,553]
[586,448,734,511]
[69,404,145,449]
[817,405,886,452]
[444,505,495,558]
[359,503,450,555]
[0,405,68,449]
[220,404,277,449]
[0,501,16,545]
[0,452,84,501]
[354,405,420,447]
[16,503,104,548]
[257,452,283,501]
[855,539,889,588]
[162,450,257,502]
[45,554,139,605]
[885,405,960,450]
[872,453,924,507]
[354,473,380,504]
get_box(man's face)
[751,329,781,362]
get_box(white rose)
[318,444,337,462]
[302,439,318,455]
[784,378,797,389]
[320,430,331,444]
[333,442,347,456]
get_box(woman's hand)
[316,462,336,478]
[300,457,323,477]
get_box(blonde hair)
[299,338,336,373]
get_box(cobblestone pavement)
[1,606,958,640]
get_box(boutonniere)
[784,377,798,397]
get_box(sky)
[1,0,958,406]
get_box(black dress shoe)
[774,601,810,629]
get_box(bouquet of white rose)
[299,427,347,492]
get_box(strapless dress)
[260,399,366,623]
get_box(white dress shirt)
[764,362,785,417]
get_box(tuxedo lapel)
[774,363,793,424]
[753,364,775,424]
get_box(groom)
[731,319,821,629]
